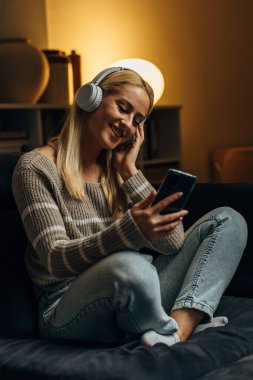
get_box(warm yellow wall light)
[110,58,164,104]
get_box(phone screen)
[153,169,197,214]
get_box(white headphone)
[75,67,125,112]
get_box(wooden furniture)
[137,105,181,182]
[0,103,68,152]
[0,104,182,182]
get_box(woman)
[12,67,247,347]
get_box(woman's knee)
[103,251,159,290]
[216,206,247,236]
[193,206,248,254]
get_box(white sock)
[141,316,228,347]
[141,331,180,347]
[193,316,229,334]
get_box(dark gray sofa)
[1,152,253,380]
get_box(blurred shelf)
[139,157,181,166]
[0,104,69,151]
[0,103,70,109]
[0,104,182,182]
[138,106,182,182]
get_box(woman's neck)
[82,161,103,183]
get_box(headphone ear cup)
[75,83,103,112]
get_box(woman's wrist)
[119,166,138,181]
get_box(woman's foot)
[140,315,228,347]
[193,316,228,334]
[141,331,180,347]
[171,308,205,341]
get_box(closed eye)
[117,101,145,127]
[118,104,127,113]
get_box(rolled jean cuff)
[171,301,214,320]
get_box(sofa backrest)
[0,153,38,337]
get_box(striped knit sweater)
[12,149,185,292]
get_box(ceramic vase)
[0,38,50,103]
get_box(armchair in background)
[211,146,253,183]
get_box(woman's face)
[83,85,150,153]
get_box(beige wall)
[45,0,253,181]
[0,0,48,48]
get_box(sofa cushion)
[0,295,253,380]
[200,354,253,379]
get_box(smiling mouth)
[110,125,125,138]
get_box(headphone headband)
[92,67,125,85]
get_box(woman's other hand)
[113,124,144,180]
[130,191,188,240]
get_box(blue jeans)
[38,207,248,344]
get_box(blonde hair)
[48,69,154,220]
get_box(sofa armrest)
[0,153,38,337]
[184,183,253,298]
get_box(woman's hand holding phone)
[130,191,188,241]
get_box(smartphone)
[121,135,136,147]
[152,169,197,214]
